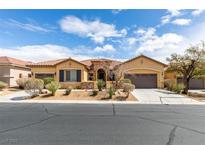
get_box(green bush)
[173,83,185,94]
[16,78,29,89]
[43,77,54,86]
[25,78,44,97]
[108,86,115,99]
[46,81,61,96]
[97,80,105,91]
[0,81,7,90]
[64,87,72,95]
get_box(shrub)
[43,77,54,86]
[164,79,175,91]
[25,78,44,97]
[16,78,29,89]
[89,89,98,96]
[122,83,135,97]
[46,81,61,96]
[115,79,132,89]
[97,80,105,91]
[173,83,185,94]
[0,81,7,90]
[108,86,115,99]
[64,87,72,95]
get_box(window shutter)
[66,70,70,81]
[59,70,64,82]
[77,70,81,82]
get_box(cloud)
[94,44,116,52]
[5,19,51,32]
[172,18,191,26]
[127,37,137,45]
[59,15,127,44]
[161,9,182,25]
[192,9,205,16]
[0,44,93,62]
[134,27,184,62]
[0,44,119,62]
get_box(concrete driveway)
[132,89,200,104]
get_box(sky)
[0,9,205,63]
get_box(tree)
[167,42,205,94]
[109,65,124,89]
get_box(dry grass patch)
[33,90,137,101]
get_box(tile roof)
[80,58,122,69]
[28,57,122,69]
[28,57,89,68]
[28,58,66,66]
[0,56,32,68]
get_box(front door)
[97,69,106,81]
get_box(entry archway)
[97,69,106,81]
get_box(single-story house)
[27,55,167,89]
[0,56,32,87]
[164,70,205,89]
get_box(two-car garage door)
[124,74,157,88]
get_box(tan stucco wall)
[119,56,165,88]
[0,66,10,76]
[30,59,88,88]
[0,65,31,87]
[10,66,31,87]
[56,59,88,83]
[31,66,56,80]
[164,71,177,84]
[165,71,205,88]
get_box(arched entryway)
[97,69,106,81]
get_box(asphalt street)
[1,102,205,144]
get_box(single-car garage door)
[177,78,204,89]
[124,74,157,88]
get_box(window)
[66,70,77,82]
[35,73,54,79]
[108,71,115,81]
[88,72,93,81]
[19,73,22,78]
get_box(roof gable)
[120,54,167,67]
[56,58,89,68]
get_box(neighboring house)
[28,55,167,89]
[0,56,31,87]
[164,70,205,89]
